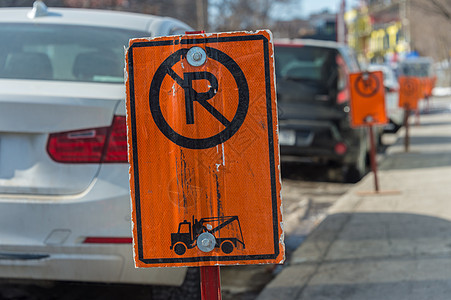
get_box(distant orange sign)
[349,71,388,127]
[421,76,436,98]
[399,76,422,109]
[125,31,284,268]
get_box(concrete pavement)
[257,97,451,300]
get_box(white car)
[0,0,196,290]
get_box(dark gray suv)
[275,39,367,182]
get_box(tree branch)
[430,0,451,20]
[411,0,451,21]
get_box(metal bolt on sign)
[187,46,207,66]
[197,232,216,252]
[362,72,369,81]
[364,115,375,123]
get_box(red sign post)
[349,71,387,192]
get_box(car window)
[274,44,342,103]
[0,24,148,83]
[399,61,433,77]
[275,45,336,82]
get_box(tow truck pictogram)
[170,216,245,255]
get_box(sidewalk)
[257,97,451,300]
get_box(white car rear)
[0,2,193,285]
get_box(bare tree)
[409,0,451,85]
[1,0,301,33]
[210,0,299,32]
[411,0,451,22]
[409,0,451,60]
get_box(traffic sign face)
[125,31,284,267]
[349,71,388,127]
[421,76,436,98]
[399,76,422,109]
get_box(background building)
[345,0,451,64]
[346,1,406,64]
[346,0,451,85]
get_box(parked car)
[367,64,403,132]
[0,1,198,295]
[274,39,367,182]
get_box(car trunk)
[0,80,122,195]
[277,79,345,122]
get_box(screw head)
[197,232,216,252]
[364,115,375,123]
[192,52,202,61]
[363,73,369,81]
[186,47,206,67]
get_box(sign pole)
[200,266,222,300]
[404,105,410,152]
[415,107,420,126]
[367,124,379,192]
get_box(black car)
[275,39,367,182]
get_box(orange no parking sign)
[349,71,388,127]
[399,76,423,110]
[125,31,284,268]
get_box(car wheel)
[152,267,201,300]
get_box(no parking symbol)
[354,72,381,98]
[399,76,423,110]
[149,46,249,149]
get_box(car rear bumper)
[0,244,186,285]
[278,119,362,165]
[280,145,346,163]
[0,164,187,285]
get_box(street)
[258,95,451,300]
[222,170,354,300]
[0,161,355,300]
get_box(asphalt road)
[221,164,355,300]
[0,162,354,300]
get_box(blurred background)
[2,0,450,86]
[1,1,451,299]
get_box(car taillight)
[337,89,349,104]
[103,116,128,162]
[334,142,347,155]
[47,116,128,163]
